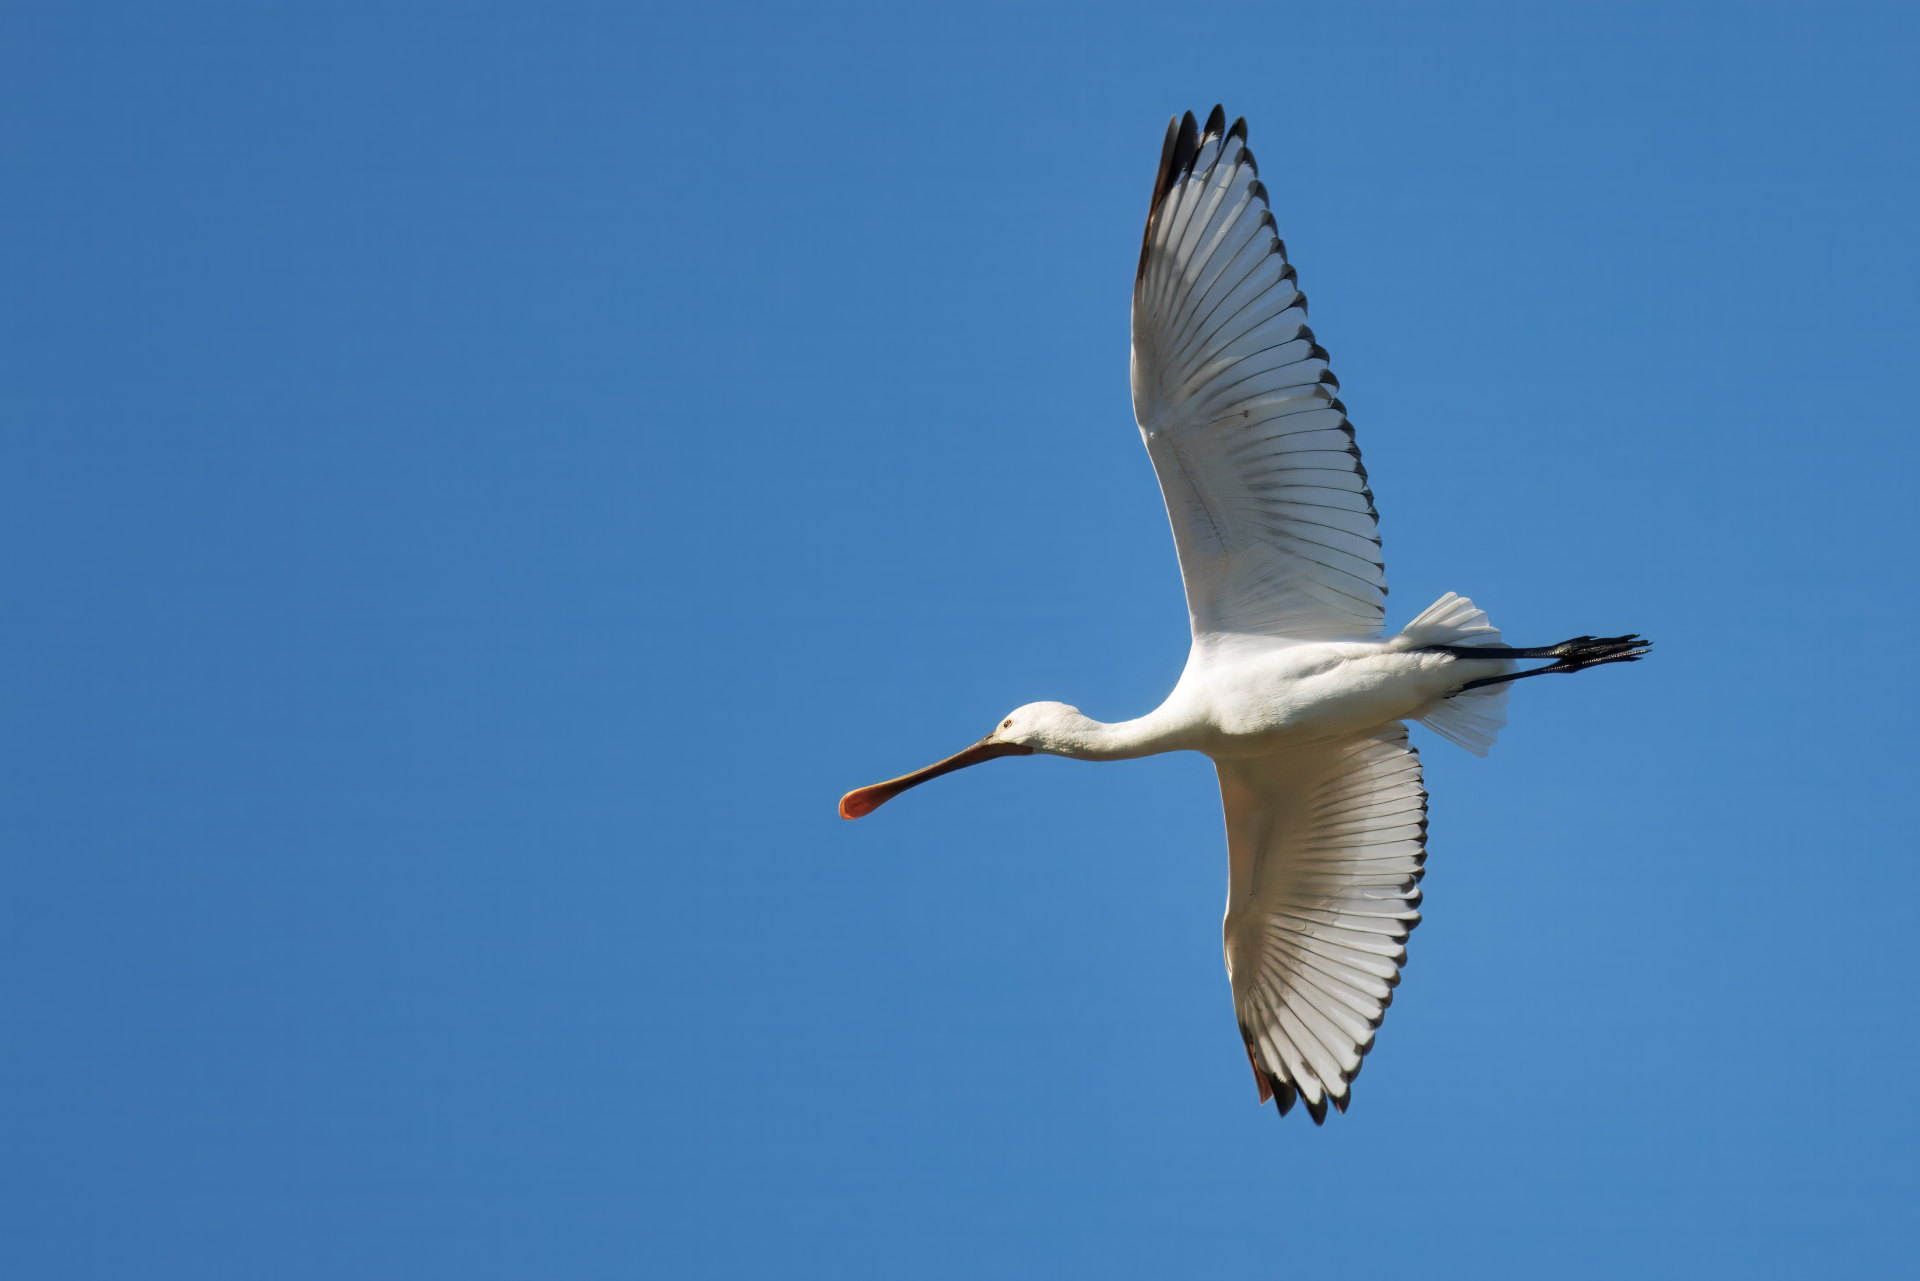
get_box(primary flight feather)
[840,107,1649,1124]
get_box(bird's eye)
[1002,719,1013,729]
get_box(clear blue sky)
[3,1,1916,1276]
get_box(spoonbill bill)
[839,107,1650,1123]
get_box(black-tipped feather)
[1138,114,1190,283]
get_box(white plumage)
[841,108,1649,1123]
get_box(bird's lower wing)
[1132,108,1385,645]
[1217,727,1426,1123]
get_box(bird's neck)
[1046,706,1190,761]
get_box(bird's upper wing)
[1131,108,1384,645]
[1216,727,1426,1123]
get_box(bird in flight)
[839,107,1649,1123]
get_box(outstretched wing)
[1217,728,1426,1123]
[1132,108,1385,644]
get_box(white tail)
[1402,592,1510,756]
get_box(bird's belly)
[1197,649,1452,756]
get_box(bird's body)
[841,107,1648,1123]
[1028,639,1508,762]
[1178,639,1508,755]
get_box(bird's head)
[837,703,1093,820]
[991,701,1094,752]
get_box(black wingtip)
[1305,1092,1329,1125]
[1202,103,1227,139]
[1146,115,1182,215]
[1139,120,1176,285]
[1172,111,1200,176]
[1139,110,1210,284]
[1274,1079,1297,1117]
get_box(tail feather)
[1403,592,1510,756]
[1419,684,1509,756]
[1400,590,1503,648]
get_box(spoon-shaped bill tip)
[838,786,891,820]
[838,739,1034,820]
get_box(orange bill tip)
[839,787,884,820]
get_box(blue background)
[4,1,1915,1276]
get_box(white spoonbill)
[840,107,1650,1123]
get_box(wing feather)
[1218,728,1427,1122]
[1132,109,1384,644]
